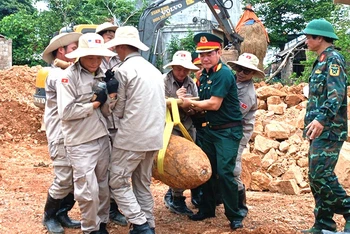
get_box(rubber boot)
[169,196,193,216]
[99,223,109,234]
[129,222,154,234]
[238,188,248,217]
[56,193,81,228]
[163,188,172,209]
[42,193,64,234]
[109,199,127,226]
[230,220,243,230]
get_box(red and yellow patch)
[319,53,326,62]
[329,64,340,76]
[61,78,69,83]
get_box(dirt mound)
[0,65,46,144]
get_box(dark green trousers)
[198,126,244,222]
[309,138,350,230]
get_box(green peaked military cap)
[194,32,223,53]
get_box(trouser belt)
[209,121,242,130]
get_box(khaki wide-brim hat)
[105,26,149,51]
[163,51,199,70]
[227,53,265,78]
[65,33,117,59]
[95,22,118,35]
[42,32,82,64]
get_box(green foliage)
[0,9,61,66]
[42,0,144,26]
[0,0,145,66]
[0,0,34,21]
[242,0,335,49]
[166,31,196,60]
[334,19,350,84]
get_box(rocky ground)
[0,66,349,234]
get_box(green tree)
[41,0,146,26]
[166,31,196,60]
[0,9,61,66]
[242,0,336,50]
[0,0,34,21]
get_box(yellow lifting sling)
[157,98,194,174]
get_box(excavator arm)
[138,0,243,65]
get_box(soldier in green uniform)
[301,19,350,234]
[181,33,244,230]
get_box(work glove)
[106,78,119,94]
[94,89,107,106]
[104,69,115,82]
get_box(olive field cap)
[42,32,82,64]
[95,22,118,35]
[302,19,338,40]
[194,32,223,53]
[163,51,199,70]
[227,53,265,78]
[191,52,201,65]
[65,33,117,59]
[105,26,149,51]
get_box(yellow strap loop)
[157,98,194,174]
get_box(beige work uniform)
[234,79,257,190]
[109,52,166,228]
[57,62,111,233]
[44,66,73,199]
[100,55,121,138]
[163,71,198,196]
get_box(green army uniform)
[197,60,244,222]
[304,45,350,231]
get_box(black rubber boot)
[56,193,81,229]
[42,193,64,234]
[169,196,193,216]
[163,188,172,209]
[109,199,127,226]
[238,188,248,217]
[230,220,243,230]
[129,222,154,234]
[99,223,109,234]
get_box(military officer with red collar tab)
[181,32,244,231]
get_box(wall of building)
[0,35,12,70]
[158,0,242,67]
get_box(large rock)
[268,179,300,195]
[335,142,350,189]
[265,122,291,140]
[254,135,280,154]
[242,150,262,189]
[256,86,287,100]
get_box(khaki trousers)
[109,148,156,228]
[66,136,110,233]
[48,141,74,199]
